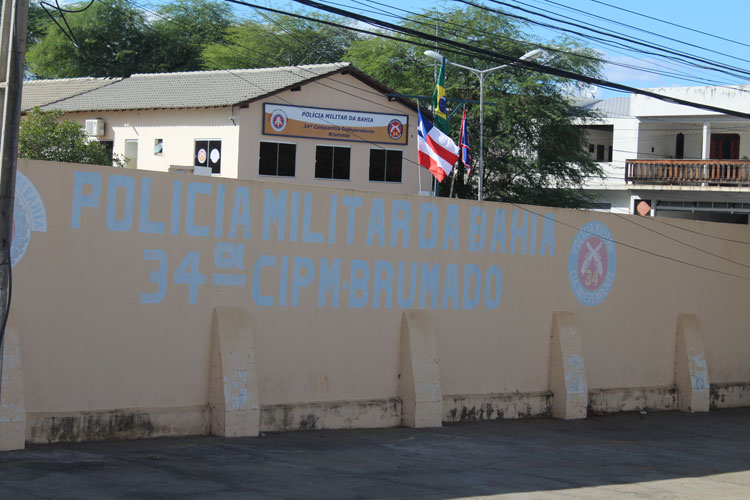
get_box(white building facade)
[580,85,750,224]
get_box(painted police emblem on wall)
[568,220,616,306]
[11,171,47,267]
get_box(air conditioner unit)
[84,119,105,137]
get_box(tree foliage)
[347,6,604,207]
[25,0,234,78]
[19,108,121,167]
[201,11,358,69]
[27,0,151,78]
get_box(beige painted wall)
[8,160,750,441]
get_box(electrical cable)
[620,214,750,245]
[479,0,750,81]
[524,0,750,66]
[286,0,750,119]
[350,0,750,92]
[614,213,750,269]
[590,0,750,50]
[510,203,750,280]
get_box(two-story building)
[579,85,750,224]
[21,63,434,196]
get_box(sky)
[275,0,750,100]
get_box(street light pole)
[424,49,543,201]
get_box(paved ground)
[0,408,749,499]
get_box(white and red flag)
[417,107,459,183]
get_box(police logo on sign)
[388,119,403,140]
[270,109,287,131]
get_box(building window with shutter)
[369,149,402,182]
[315,145,350,180]
[259,141,296,177]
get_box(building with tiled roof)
[22,63,431,195]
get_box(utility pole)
[0,0,28,352]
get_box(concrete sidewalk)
[1,408,749,499]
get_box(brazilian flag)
[431,57,450,134]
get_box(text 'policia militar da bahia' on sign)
[69,171,556,310]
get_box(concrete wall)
[3,159,749,446]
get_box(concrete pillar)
[0,326,25,451]
[675,314,709,412]
[399,310,442,428]
[702,122,711,159]
[208,307,260,437]
[549,312,588,419]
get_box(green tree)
[201,11,358,69]
[145,0,234,73]
[25,0,234,78]
[347,6,603,207]
[26,0,150,78]
[19,108,122,167]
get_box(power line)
[622,214,750,245]
[288,0,750,120]
[351,0,746,91]
[615,213,750,270]
[525,0,750,67]
[481,0,750,82]
[511,203,750,281]
[590,0,750,51]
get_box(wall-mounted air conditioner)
[84,119,105,137]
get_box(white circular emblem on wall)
[270,109,287,131]
[11,171,47,267]
[568,220,616,306]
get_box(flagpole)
[424,48,544,201]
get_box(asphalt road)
[1,408,749,499]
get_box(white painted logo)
[12,171,47,267]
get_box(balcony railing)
[625,159,750,186]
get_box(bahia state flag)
[417,107,459,183]
[460,107,472,176]
[431,56,450,134]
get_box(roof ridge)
[24,76,121,84]
[129,62,350,79]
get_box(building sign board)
[263,103,409,145]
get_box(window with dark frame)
[315,145,350,180]
[194,139,222,174]
[259,141,296,177]
[596,144,605,162]
[369,149,402,183]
